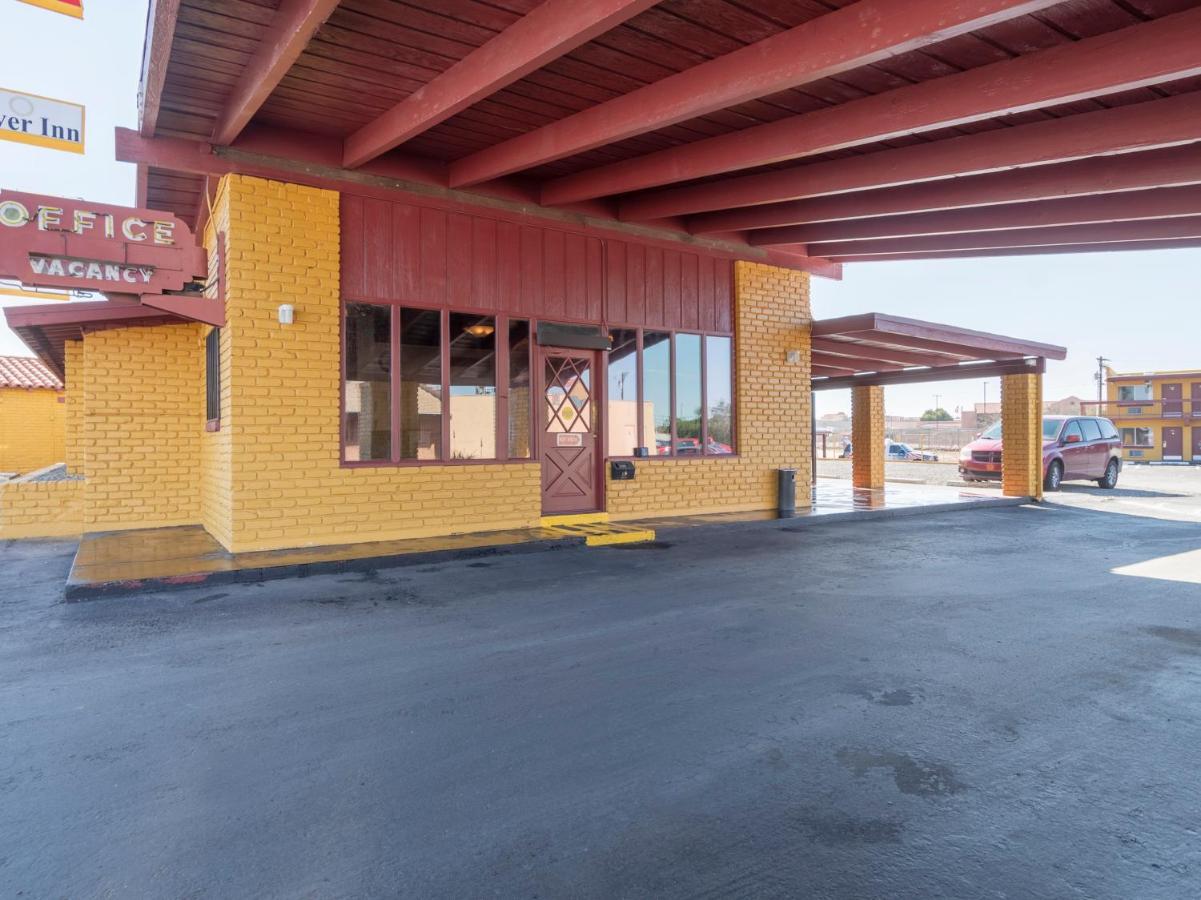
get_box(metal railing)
[1081,399,1198,420]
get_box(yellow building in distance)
[0,355,66,475]
[1100,369,1201,463]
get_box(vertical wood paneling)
[342,195,736,333]
[472,217,497,311]
[543,230,565,321]
[393,203,420,300]
[519,225,542,317]
[563,232,587,321]
[625,242,645,326]
[497,220,520,314]
[715,259,732,334]
[363,198,393,300]
[420,207,447,305]
[341,194,364,299]
[663,250,681,329]
[645,246,663,329]
[681,253,699,331]
[585,237,603,323]
[447,213,473,309]
[605,240,626,324]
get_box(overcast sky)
[1,0,1198,417]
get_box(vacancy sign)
[17,0,83,18]
[1,88,85,154]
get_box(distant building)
[0,356,65,475]
[1094,370,1201,463]
[961,395,1084,432]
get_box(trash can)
[778,468,797,518]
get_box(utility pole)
[1095,356,1110,409]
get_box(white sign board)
[0,88,85,154]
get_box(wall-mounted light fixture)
[277,303,294,325]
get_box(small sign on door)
[556,433,583,447]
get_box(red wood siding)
[342,193,733,333]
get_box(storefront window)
[705,336,734,454]
[399,307,442,460]
[449,313,496,459]
[675,333,702,454]
[343,304,391,462]
[508,319,531,459]
[607,329,639,456]
[643,331,672,456]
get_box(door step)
[539,515,655,547]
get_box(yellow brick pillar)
[851,384,885,489]
[63,340,84,475]
[1001,372,1044,500]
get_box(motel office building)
[3,175,814,549]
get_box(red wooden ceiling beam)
[718,145,1201,229]
[812,351,909,373]
[752,185,1201,246]
[447,0,1059,188]
[137,0,181,137]
[812,363,862,378]
[344,0,659,169]
[541,7,1201,207]
[811,215,1201,258]
[815,313,1065,358]
[658,92,1201,229]
[830,238,1201,262]
[811,337,958,368]
[211,0,341,146]
[814,357,1045,391]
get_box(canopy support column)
[1001,372,1044,500]
[852,384,885,489]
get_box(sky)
[1,0,1199,418]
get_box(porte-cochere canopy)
[126,0,1201,278]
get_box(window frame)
[1121,426,1154,448]
[204,326,221,432]
[340,299,535,467]
[1117,383,1153,403]
[602,324,738,460]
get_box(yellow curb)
[584,529,655,547]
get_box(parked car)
[886,442,940,462]
[958,415,1122,490]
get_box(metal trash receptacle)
[778,468,797,518]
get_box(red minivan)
[959,415,1123,491]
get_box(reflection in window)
[449,314,497,459]
[607,329,639,456]
[508,319,531,458]
[1122,427,1153,447]
[399,308,442,460]
[1118,383,1153,402]
[343,304,391,461]
[675,333,702,454]
[706,336,734,454]
[643,332,672,456]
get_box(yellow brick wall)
[63,340,84,473]
[82,323,204,530]
[0,385,65,474]
[1001,372,1044,500]
[215,174,541,552]
[607,260,812,518]
[200,178,234,548]
[0,479,83,538]
[851,385,885,490]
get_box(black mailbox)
[610,460,636,481]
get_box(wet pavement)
[3,503,1201,898]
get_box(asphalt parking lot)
[3,502,1201,898]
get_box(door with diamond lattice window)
[541,350,600,514]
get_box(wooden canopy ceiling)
[810,312,1067,389]
[125,0,1201,275]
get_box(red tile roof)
[0,355,63,390]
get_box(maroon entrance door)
[1192,383,1201,420]
[1162,383,1183,417]
[1192,427,1201,462]
[1163,426,1183,461]
[541,350,600,515]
